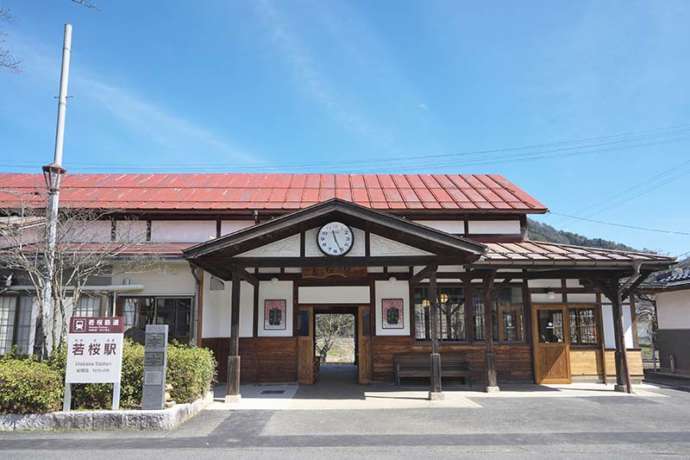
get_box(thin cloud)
[4,31,258,166]
[253,0,394,148]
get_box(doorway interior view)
[314,308,357,384]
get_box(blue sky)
[1,0,689,256]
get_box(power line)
[2,122,690,173]
[547,211,690,236]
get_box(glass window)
[14,296,34,355]
[538,309,564,343]
[119,296,192,343]
[569,308,598,345]
[0,296,16,355]
[473,286,525,342]
[414,287,465,341]
[73,295,102,317]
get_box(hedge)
[0,340,216,414]
[0,359,62,414]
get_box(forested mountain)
[527,219,641,252]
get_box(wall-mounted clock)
[317,222,354,256]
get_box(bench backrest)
[394,352,469,370]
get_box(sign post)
[142,324,169,410]
[64,316,125,411]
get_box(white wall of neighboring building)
[374,280,410,336]
[657,290,690,330]
[151,220,216,242]
[67,220,111,242]
[257,280,293,337]
[202,275,253,338]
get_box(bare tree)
[0,194,155,358]
[0,8,20,72]
[1,1,97,73]
[315,314,354,362]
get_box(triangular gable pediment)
[184,199,486,277]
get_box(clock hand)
[331,230,343,251]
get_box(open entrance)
[297,304,372,385]
[315,310,356,383]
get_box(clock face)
[317,222,354,256]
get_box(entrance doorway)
[296,305,372,385]
[532,304,572,384]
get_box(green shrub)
[48,339,146,410]
[167,344,216,404]
[0,359,63,414]
[48,340,215,410]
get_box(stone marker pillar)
[142,324,168,410]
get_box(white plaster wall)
[237,234,300,257]
[528,279,562,289]
[564,293,597,303]
[115,220,147,242]
[298,286,370,304]
[374,280,410,336]
[304,227,366,257]
[257,281,293,337]
[151,220,216,242]
[601,303,634,349]
[67,221,111,243]
[467,220,521,235]
[370,234,432,256]
[657,290,690,330]
[412,220,464,234]
[201,276,254,338]
[111,262,196,296]
[221,220,255,236]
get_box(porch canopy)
[182,198,675,396]
[183,198,487,279]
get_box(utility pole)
[39,23,71,358]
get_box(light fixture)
[439,293,449,304]
[422,299,431,307]
[547,290,557,301]
[388,276,397,283]
[271,277,279,284]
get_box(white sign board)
[65,317,124,384]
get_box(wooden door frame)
[532,303,572,384]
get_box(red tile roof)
[0,173,547,213]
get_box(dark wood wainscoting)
[201,337,298,383]
[371,336,533,384]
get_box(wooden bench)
[394,352,471,386]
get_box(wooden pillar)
[484,272,498,392]
[226,271,241,400]
[609,285,632,393]
[595,292,607,384]
[428,270,443,400]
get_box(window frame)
[117,295,194,344]
[567,304,600,347]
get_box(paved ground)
[2,365,690,459]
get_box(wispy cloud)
[3,31,258,166]
[252,0,395,148]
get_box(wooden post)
[226,271,241,400]
[595,292,607,384]
[610,286,632,393]
[484,272,498,392]
[428,270,443,400]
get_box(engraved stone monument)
[142,324,168,410]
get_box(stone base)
[0,392,212,432]
[428,391,445,401]
[224,394,242,403]
[614,384,630,393]
[485,385,500,393]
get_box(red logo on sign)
[69,317,125,334]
